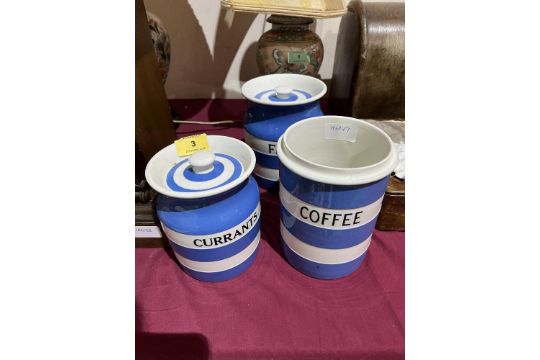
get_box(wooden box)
[376,176,405,231]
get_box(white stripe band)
[174,231,260,273]
[279,184,383,230]
[254,164,279,181]
[280,222,370,264]
[161,203,261,249]
[244,130,278,156]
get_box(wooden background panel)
[135,0,176,182]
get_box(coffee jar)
[145,136,261,282]
[277,116,398,279]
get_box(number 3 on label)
[175,133,210,156]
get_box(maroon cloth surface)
[136,193,404,360]
[136,117,404,360]
[169,99,330,125]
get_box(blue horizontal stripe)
[254,89,312,102]
[168,221,260,262]
[179,246,259,282]
[182,161,224,182]
[254,89,274,99]
[267,93,299,102]
[243,101,323,141]
[157,177,260,234]
[280,164,389,209]
[254,149,279,168]
[255,89,299,102]
[280,204,377,249]
[253,174,278,191]
[295,90,312,98]
[167,154,242,192]
[282,240,367,280]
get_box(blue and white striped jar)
[145,136,261,282]
[242,74,326,190]
[277,116,398,279]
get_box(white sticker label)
[135,226,163,238]
[324,123,358,143]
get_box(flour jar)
[145,136,261,282]
[242,74,326,190]
[277,116,398,279]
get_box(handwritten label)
[324,123,358,143]
[135,226,162,238]
[175,133,209,156]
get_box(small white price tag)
[324,123,358,143]
[135,226,162,238]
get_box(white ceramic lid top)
[277,116,398,185]
[145,135,256,199]
[188,151,215,173]
[241,73,327,106]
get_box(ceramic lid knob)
[189,151,215,173]
[274,86,292,99]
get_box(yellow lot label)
[175,133,210,156]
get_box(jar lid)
[277,116,398,185]
[145,135,256,199]
[242,74,326,106]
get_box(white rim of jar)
[145,135,256,199]
[277,116,398,185]
[241,73,327,107]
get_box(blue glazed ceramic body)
[157,176,261,282]
[241,74,327,190]
[279,164,389,279]
[145,136,260,282]
[244,101,323,190]
[276,116,398,280]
